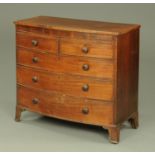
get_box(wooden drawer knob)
[82,46,89,54]
[32,76,38,83]
[82,84,89,91]
[32,40,38,46]
[82,64,89,71]
[32,98,39,104]
[32,57,39,63]
[82,107,89,114]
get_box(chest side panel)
[115,29,140,124]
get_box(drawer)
[17,66,113,101]
[60,39,113,59]
[17,86,114,125]
[17,48,113,79]
[16,32,57,53]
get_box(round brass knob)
[32,57,39,63]
[82,84,89,92]
[82,107,89,114]
[82,64,89,71]
[32,98,39,104]
[32,40,38,46]
[32,76,38,83]
[82,46,89,54]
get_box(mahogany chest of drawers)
[14,16,140,143]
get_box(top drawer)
[60,39,114,59]
[16,32,58,53]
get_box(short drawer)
[17,48,114,79]
[17,86,114,125]
[16,32,57,53]
[17,66,113,101]
[60,39,114,59]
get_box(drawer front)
[17,66,113,101]
[60,39,113,59]
[18,86,113,125]
[17,48,113,79]
[16,32,57,53]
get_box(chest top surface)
[14,16,140,35]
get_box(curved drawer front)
[18,86,114,125]
[60,39,114,59]
[16,32,57,53]
[17,66,113,101]
[17,48,114,79]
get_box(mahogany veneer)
[14,16,140,143]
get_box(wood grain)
[14,16,140,35]
[16,32,58,53]
[60,38,114,59]
[14,16,140,143]
[17,65,113,101]
[108,126,120,144]
[16,25,114,41]
[115,29,139,124]
[17,47,114,79]
[17,86,114,125]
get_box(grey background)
[0,4,155,151]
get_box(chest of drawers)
[14,16,140,143]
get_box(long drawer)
[17,86,114,125]
[17,66,113,101]
[17,47,114,79]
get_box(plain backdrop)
[0,4,155,151]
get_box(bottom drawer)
[17,86,114,125]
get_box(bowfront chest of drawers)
[14,16,140,143]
